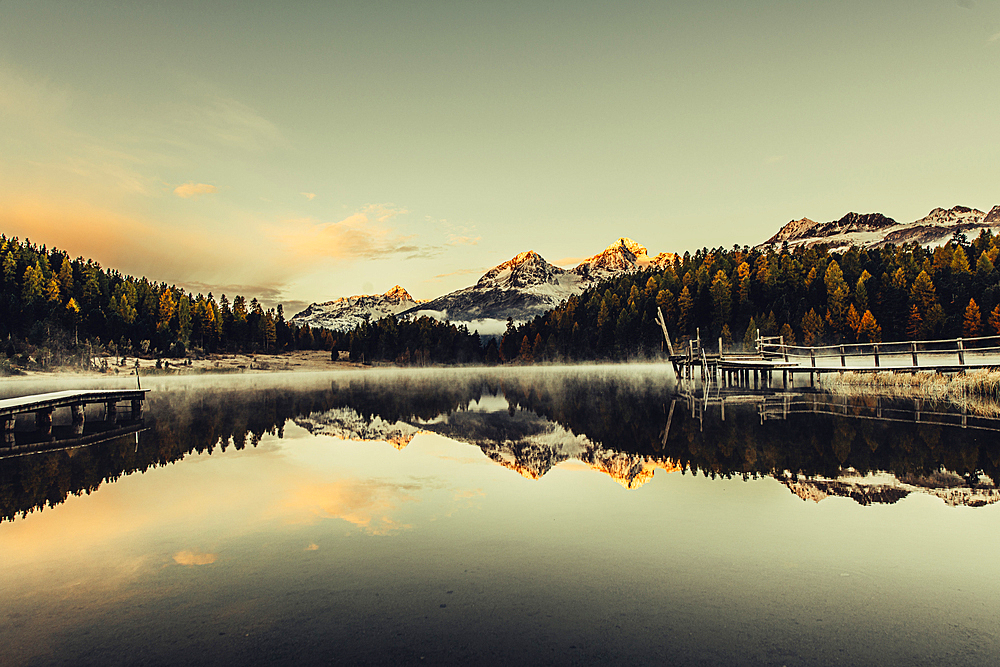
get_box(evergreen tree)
[857,310,881,343]
[801,308,824,346]
[963,298,982,337]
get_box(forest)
[342,231,1000,364]
[0,234,335,370]
[7,229,1000,369]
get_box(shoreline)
[0,350,366,380]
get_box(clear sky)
[2,1,998,313]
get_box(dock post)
[105,400,118,424]
[840,345,845,368]
[911,342,918,368]
[2,416,13,447]
[783,370,788,389]
[71,403,85,435]
[132,398,143,419]
[958,338,965,366]
[873,344,880,368]
[35,408,53,436]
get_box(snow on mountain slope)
[290,285,422,332]
[572,238,678,280]
[294,238,677,335]
[403,251,585,327]
[761,206,1000,252]
[402,238,676,329]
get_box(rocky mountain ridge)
[762,205,1000,252]
[292,237,677,334]
[290,285,423,332]
[399,238,677,331]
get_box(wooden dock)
[1,389,149,447]
[655,308,1000,389]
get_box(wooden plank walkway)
[0,389,149,417]
[658,313,1000,390]
[1,389,149,446]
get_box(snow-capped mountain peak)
[571,236,676,279]
[382,285,415,302]
[760,205,1000,252]
[290,285,422,332]
[475,250,566,290]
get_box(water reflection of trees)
[4,371,1000,521]
[521,381,1000,481]
[0,386,344,522]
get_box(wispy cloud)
[0,64,70,121]
[270,204,431,262]
[173,182,217,198]
[446,234,481,246]
[301,192,316,200]
[432,266,487,280]
[176,95,285,151]
[173,550,217,566]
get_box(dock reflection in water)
[1,367,1000,666]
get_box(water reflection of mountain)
[4,369,1000,521]
[307,373,1000,506]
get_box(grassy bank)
[825,369,1000,417]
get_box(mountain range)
[291,238,676,333]
[291,204,1000,334]
[289,284,423,332]
[761,205,1000,252]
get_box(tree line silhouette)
[8,229,1000,369]
[1,235,335,369]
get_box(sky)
[2,0,999,314]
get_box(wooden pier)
[656,308,1000,389]
[1,389,149,447]
[668,389,998,435]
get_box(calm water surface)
[1,365,999,666]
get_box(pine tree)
[801,308,824,346]
[743,317,757,352]
[990,305,1000,336]
[857,310,881,343]
[963,298,982,337]
[709,270,732,335]
[846,304,861,341]
[519,335,533,363]
[906,304,923,339]
[678,286,694,335]
[779,322,796,346]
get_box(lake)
[2,365,999,665]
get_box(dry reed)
[825,369,1000,418]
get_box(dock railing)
[759,333,1000,370]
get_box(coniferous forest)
[6,230,1000,369]
[342,230,1000,364]
[0,235,335,370]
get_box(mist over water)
[2,365,1000,665]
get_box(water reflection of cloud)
[282,479,421,535]
[173,550,218,566]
